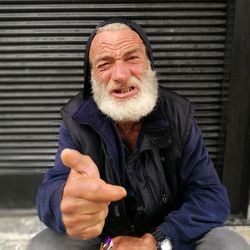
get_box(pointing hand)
[60,148,127,239]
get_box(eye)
[97,62,110,71]
[127,55,140,63]
[128,56,139,60]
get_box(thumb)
[61,148,100,178]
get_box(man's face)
[89,28,158,122]
[90,28,149,94]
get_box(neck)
[116,121,142,152]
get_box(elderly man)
[28,18,249,250]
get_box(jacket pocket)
[146,149,172,210]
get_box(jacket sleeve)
[158,120,230,250]
[36,122,78,234]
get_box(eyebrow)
[123,47,145,57]
[94,55,114,66]
[93,47,146,66]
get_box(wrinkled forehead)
[89,29,146,64]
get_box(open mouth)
[114,86,135,94]
[110,86,138,99]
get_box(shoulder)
[158,86,193,113]
[61,92,84,117]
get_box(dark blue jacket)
[37,88,230,250]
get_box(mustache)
[106,77,141,92]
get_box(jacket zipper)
[111,123,136,234]
[79,121,134,234]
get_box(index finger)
[67,174,127,202]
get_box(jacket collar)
[72,97,171,152]
[72,98,120,153]
[72,97,107,124]
[72,97,168,132]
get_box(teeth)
[121,87,134,93]
[121,88,130,93]
[114,87,134,94]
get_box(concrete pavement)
[0,213,249,250]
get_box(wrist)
[150,229,172,250]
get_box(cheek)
[93,70,110,85]
[130,63,148,79]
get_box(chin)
[97,92,158,123]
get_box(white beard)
[91,67,159,122]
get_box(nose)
[111,61,130,83]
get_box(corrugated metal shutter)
[0,0,229,208]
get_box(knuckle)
[66,221,105,239]
[62,216,76,228]
[84,154,91,161]
[91,181,100,192]
[104,207,109,217]
[83,154,92,164]
[92,180,105,193]
[60,202,68,214]
[85,223,104,238]
[66,226,88,239]
[62,183,73,198]
[95,211,107,224]
[60,199,74,214]
[91,227,103,238]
